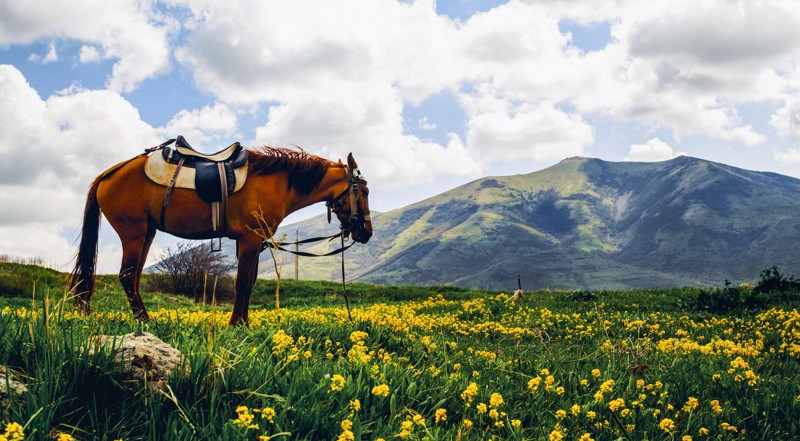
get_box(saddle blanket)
[144,150,248,193]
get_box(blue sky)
[2,0,800,272]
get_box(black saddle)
[162,135,249,203]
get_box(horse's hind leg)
[118,223,156,321]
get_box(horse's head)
[326,153,372,243]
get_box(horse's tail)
[68,174,104,312]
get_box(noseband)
[326,165,370,237]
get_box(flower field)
[1,288,800,440]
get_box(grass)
[1,263,800,440]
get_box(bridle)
[326,165,371,238]
[262,164,370,257]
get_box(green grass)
[2,263,800,440]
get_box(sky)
[2,0,800,274]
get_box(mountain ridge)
[259,155,800,291]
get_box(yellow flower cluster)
[330,374,346,392]
[336,419,354,441]
[0,423,24,441]
[372,384,389,397]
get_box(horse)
[68,143,372,326]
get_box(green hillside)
[267,156,800,291]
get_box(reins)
[260,231,354,256]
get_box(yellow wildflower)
[528,376,542,393]
[511,419,522,428]
[579,434,594,441]
[372,384,390,397]
[659,418,676,434]
[555,409,567,420]
[57,434,74,441]
[489,392,504,408]
[476,403,488,414]
[599,379,615,393]
[2,423,24,441]
[570,404,581,415]
[435,408,447,423]
[608,398,625,412]
[330,374,346,392]
[721,422,738,432]
[461,382,479,405]
[262,407,276,423]
[683,397,699,413]
[591,369,601,378]
[549,429,564,441]
[349,330,369,343]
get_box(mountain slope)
[265,156,800,291]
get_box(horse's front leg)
[229,237,262,326]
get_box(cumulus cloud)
[461,91,593,162]
[79,45,102,63]
[775,148,800,164]
[625,138,682,162]
[0,65,163,274]
[28,43,58,64]
[771,99,800,142]
[0,0,174,92]
[161,104,239,150]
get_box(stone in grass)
[0,366,27,407]
[91,331,188,392]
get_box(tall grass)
[2,283,800,440]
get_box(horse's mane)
[247,146,334,195]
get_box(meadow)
[1,263,800,440]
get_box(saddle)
[162,136,249,202]
[144,136,249,251]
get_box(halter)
[261,164,370,257]
[326,165,371,237]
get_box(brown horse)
[68,145,372,325]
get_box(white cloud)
[461,91,593,162]
[27,43,58,64]
[0,0,174,92]
[0,224,77,271]
[161,104,239,150]
[771,99,800,142]
[79,45,101,63]
[417,117,436,131]
[775,148,800,164]
[625,138,682,162]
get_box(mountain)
[262,156,800,291]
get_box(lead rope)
[341,234,353,322]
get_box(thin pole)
[294,230,299,280]
[517,274,522,290]
[341,234,352,322]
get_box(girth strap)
[160,157,185,230]
[211,162,229,252]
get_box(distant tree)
[145,242,237,302]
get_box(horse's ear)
[347,152,358,170]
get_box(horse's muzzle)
[349,217,372,243]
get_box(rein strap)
[260,231,353,257]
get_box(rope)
[341,234,353,322]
